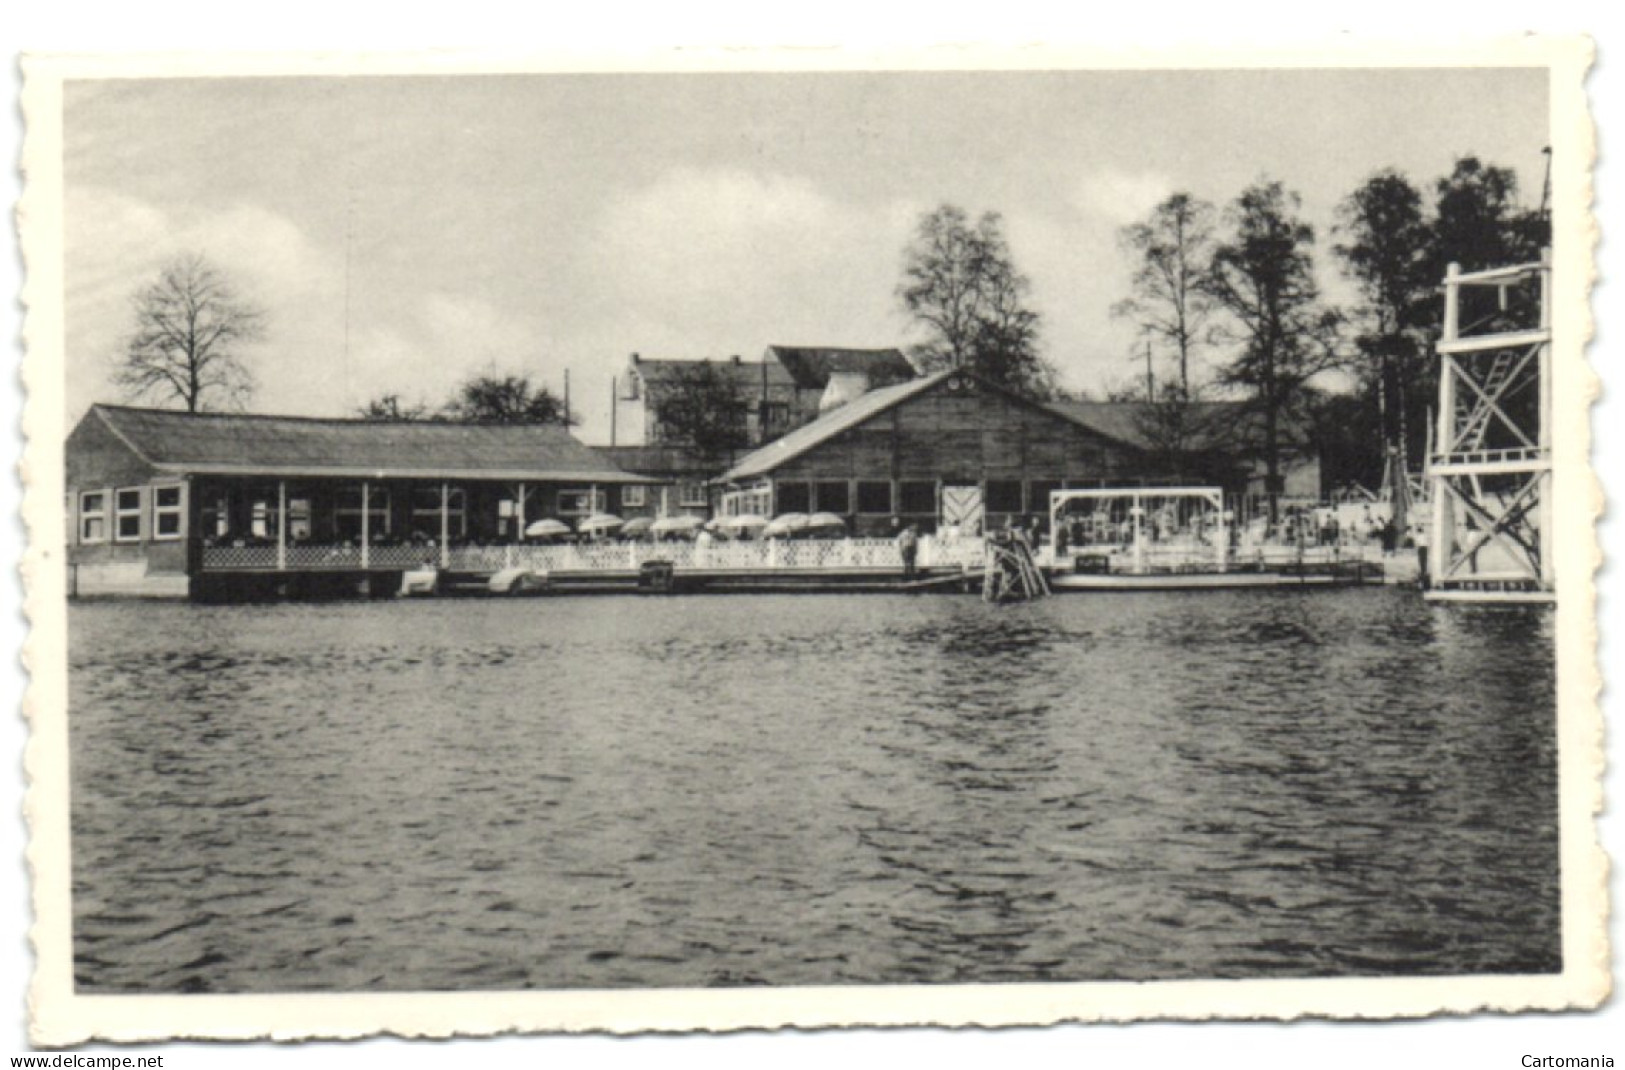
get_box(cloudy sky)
[64,67,1547,443]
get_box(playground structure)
[1425,250,1554,602]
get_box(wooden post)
[277,480,287,571]
[360,480,370,569]
[1538,248,1555,590]
[1431,263,1461,585]
[440,482,450,569]
[1131,494,1145,575]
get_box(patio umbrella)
[805,512,847,534]
[651,514,705,534]
[717,514,769,535]
[524,518,571,539]
[577,512,624,535]
[621,516,654,537]
[764,512,810,538]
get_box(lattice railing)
[201,536,1378,576]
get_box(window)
[1027,481,1061,517]
[899,481,936,514]
[759,401,790,438]
[815,481,849,514]
[115,488,143,542]
[287,498,313,541]
[557,488,607,516]
[153,485,184,540]
[335,486,391,541]
[775,482,810,514]
[79,491,107,544]
[622,485,647,508]
[986,480,1024,514]
[413,486,467,536]
[856,481,893,515]
[250,499,278,539]
[720,488,771,517]
[677,483,708,508]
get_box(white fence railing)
[202,536,1383,575]
[204,537,978,574]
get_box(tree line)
[114,154,1546,501]
[898,155,1548,510]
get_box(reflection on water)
[69,589,1558,992]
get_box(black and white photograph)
[13,33,1609,1051]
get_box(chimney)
[630,352,641,364]
[731,354,742,365]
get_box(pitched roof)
[719,373,948,482]
[596,445,727,479]
[1048,399,1314,451]
[764,345,916,390]
[82,404,642,482]
[630,356,797,390]
[720,371,1133,483]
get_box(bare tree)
[898,204,1054,398]
[1112,193,1218,394]
[356,393,432,421]
[114,253,266,412]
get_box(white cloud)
[1070,168,1175,225]
[64,187,347,418]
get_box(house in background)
[713,369,1151,536]
[65,404,641,598]
[613,345,917,449]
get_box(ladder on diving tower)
[1425,249,1554,602]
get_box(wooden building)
[65,404,642,598]
[714,370,1147,536]
[1049,399,1323,503]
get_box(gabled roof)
[764,345,916,390]
[719,374,947,482]
[629,356,797,390]
[719,371,1134,483]
[80,404,642,482]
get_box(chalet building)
[1049,399,1323,504]
[65,404,642,598]
[614,345,916,449]
[713,370,1150,536]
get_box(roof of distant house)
[628,354,797,390]
[596,445,731,479]
[76,404,642,482]
[764,345,916,390]
[1047,399,1315,452]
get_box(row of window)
[769,480,1060,517]
[78,486,183,544]
[79,484,680,544]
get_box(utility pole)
[610,376,618,446]
[1129,337,1155,400]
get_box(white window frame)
[79,490,108,544]
[411,486,466,537]
[622,485,648,508]
[557,488,607,516]
[677,482,709,508]
[152,484,184,541]
[336,486,392,537]
[114,487,143,543]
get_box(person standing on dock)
[897,523,919,582]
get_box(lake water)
[68,588,1560,992]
